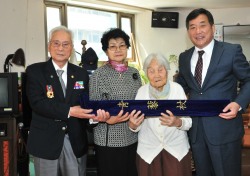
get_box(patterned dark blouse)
[89,64,142,147]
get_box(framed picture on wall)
[214,24,223,41]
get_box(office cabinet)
[0,117,17,176]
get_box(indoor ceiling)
[98,0,250,10]
[53,0,250,11]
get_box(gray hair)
[48,26,74,43]
[143,53,170,77]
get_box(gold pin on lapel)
[71,75,74,78]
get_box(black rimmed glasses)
[50,40,72,49]
[108,44,127,51]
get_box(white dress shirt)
[191,39,214,86]
[52,60,68,87]
[52,60,70,117]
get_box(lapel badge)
[74,81,84,89]
[50,75,53,78]
[46,85,54,98]
[71,75,74,79]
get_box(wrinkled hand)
[128,110,144,130]
[92,109,111,122]
[106,110,130,125]
[219,102,240,119]
[69,106,95,119]
[160,110,182,127]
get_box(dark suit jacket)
[177,40,250,145]
[26,58,89,160]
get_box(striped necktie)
[194,50,205,87]
[56,69,66,96]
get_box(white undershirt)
[191,40,214,86]
[52,60,68,87]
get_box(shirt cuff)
[89,119,99,124]
[176,117,192,131]
[129,123,141,132]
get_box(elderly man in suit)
[26,26,102,176]
[177,8,250,176]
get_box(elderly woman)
[89,28,142,176]
[129,53,192,176]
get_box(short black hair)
[101,28,131,51]
[186,8,214,29]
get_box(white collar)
[52,60,68,73]
[195,39,214,54]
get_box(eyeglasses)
[50,40,72,49]
[108,44,127,51]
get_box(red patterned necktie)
[194,50,205,87]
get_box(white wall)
[135,7,250,78]
[1,0,250,80]
[0,0,45,75]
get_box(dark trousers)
[191,119,242,176]
[95,143,138,176]
[17,128,30,176]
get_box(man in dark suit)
[26,26,96,176]
[177,8,250,176]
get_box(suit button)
[62,127,66,131]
